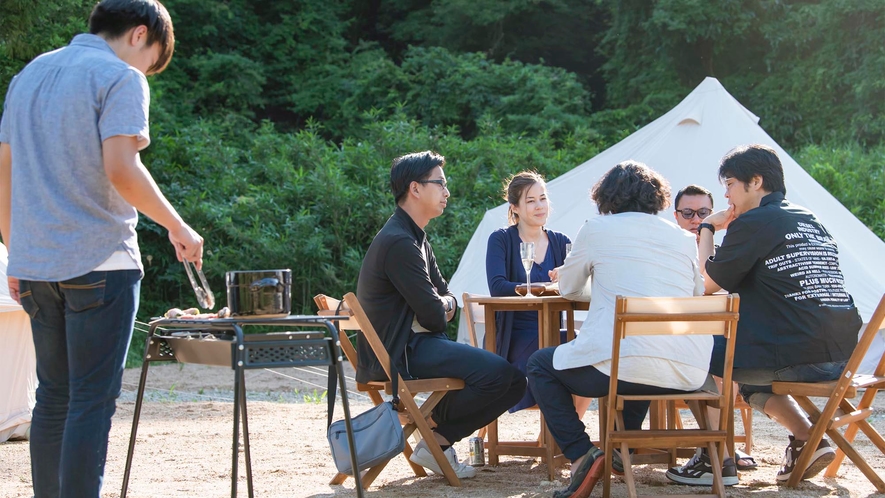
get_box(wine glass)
[520,242,535,298]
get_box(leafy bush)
[796,143,885,239]
[136,108,606,324]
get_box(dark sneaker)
[553,446,605,498]
[776,436,836,482]
[611,448,636,475]
[666,448,739,486]
[611,450,624,475]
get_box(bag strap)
[327,300,401,428]
[327,300,346,428]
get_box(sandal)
[553,447,605,498]
[735,449,758,471]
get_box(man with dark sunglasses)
[673,185,714,242]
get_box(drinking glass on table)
[520,242,535,298]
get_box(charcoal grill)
[121,316,363,498]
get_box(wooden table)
[473,294,589,480]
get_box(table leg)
[484,307,499,466]
[541,303,557,479]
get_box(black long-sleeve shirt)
[355,207,456,383]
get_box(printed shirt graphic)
[706,192,860,369]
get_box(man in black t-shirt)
[666,144,861,486]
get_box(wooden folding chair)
[771,293,885,492]
[323,293,465,487]
[602,294,740,498]
[667,384,754,460]
[461,292,486,348]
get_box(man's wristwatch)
[443,297,453,313]
[698,223,715,235]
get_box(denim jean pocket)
[59,273,107,312]
[773,361,845,383]
[18,282,40,319]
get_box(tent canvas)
[449,77,885,373]
[0,243,36,442]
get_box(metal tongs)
[183,258,215,310]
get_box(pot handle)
[250,277,280,291]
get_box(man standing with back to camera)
[0,1,203,496]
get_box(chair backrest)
[610,294,740,431]
[343,292,397,383]
[839,293,885,383]
[314,293,361,369]
[461,292,486,348]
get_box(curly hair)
[592,161,671,215]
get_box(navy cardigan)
[485,225,571,360]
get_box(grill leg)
[240,368,254,498]
[121,331,155,498]
[232,358,243,497]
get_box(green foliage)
[750,0,885,145]
[1,0,883,366]
[135,109,604,324]
[796,143,885,240]
[0,0,92,60]
[0,0,93,109]
[599,0,885,147]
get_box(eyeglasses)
[418,179,448,190]
[676,207,712,220]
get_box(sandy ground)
[1,362,884,498]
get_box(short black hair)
[389,151,446,204]
[718,144,786,195]
[674,184,714,210]
[592,161,670,215]
[89,0,175,74]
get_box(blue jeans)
[709,335,847,411]
[19,270,141,498]
[527,347,693,461]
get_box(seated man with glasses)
[673,184,714,242]
[356,150,526,480]
[671,184,759,476]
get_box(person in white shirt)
[527,161,709,498]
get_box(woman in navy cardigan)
[486,171,576,412]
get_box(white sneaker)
[409,440,477,479]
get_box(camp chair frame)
[771,293,885,492]
[667,383,754,462]
[603,294,740,498]
[316,293,465,487]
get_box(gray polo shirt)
[0,34,148,281]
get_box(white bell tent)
[0,243,35,443]
[448,77,885,373]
